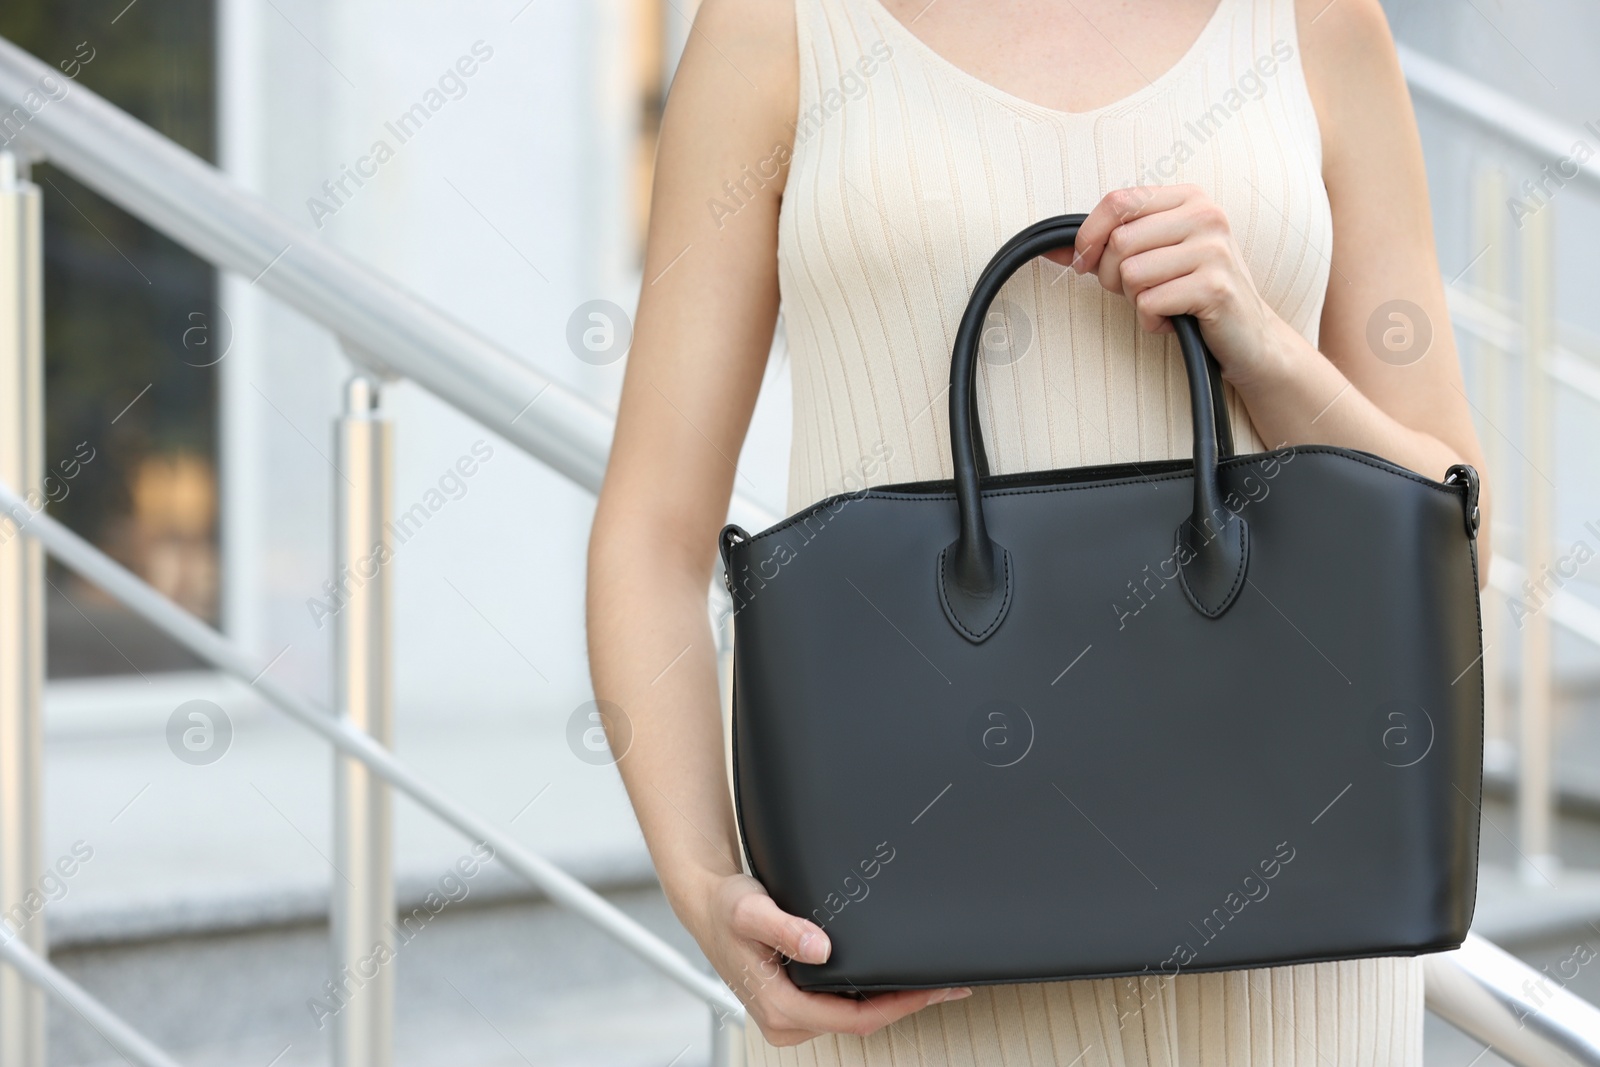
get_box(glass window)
[0,0,218,677]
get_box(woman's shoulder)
[1293,0,1412,171]
[1293,0,1407,121]
[689,0,799,106]
[691,0,798,53]
[1292,0,1394,48]
[681,0,800,146]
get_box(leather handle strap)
[961,215,1236,475]
[941,213,1249,642]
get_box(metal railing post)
[331,375,395,1067]
[0,478,747,1020]
[1473,166,1512,773]
[711,1009,746,1067]
[0,150,46,1067]
[1426,933,1600,1066]
[712,591,746,1066]
[1518,205,1559,885]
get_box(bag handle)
[940,213,1249,643]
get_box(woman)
[587,0,1490,1061]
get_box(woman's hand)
[1047,171,1491,586]
[591,0,969,1041]
[1049,185,1280,387]
[696,873,971,1046]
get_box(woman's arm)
[586,0,964,1045]
[1065,0,1493,583]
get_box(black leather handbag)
[720,214,1483,993]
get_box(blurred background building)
[0,0,1597,1065]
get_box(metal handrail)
[1402,48,1600,1062]
[1401,43,1600,890]
[0,35,777,528]
[1399,45,1600,196]
[0,478,743,1023]
[12,455,1600,1067]
[0,29,769,1063]
[1449,285,1600,412]
[0,925,183,1067]
[1427,935,1600,1067]
[0,25,1594,1067]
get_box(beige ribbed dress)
[743,0,1426,1062]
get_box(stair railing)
[0,31,1599,1067]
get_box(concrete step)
[38,880,1600,1067]
[36,691,653,948]
[46,887,718,1067]
[30,681,1600,1064]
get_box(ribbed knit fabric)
[743,0,1426,1062]
[745,957,1425,1066]
[777,0,1336,511]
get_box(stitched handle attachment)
[941,214,1249,641]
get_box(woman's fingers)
[807,986,972,1036]
[1130,271,1220,332]
[728,890,832,964]
[1113,242,1211,327]
[1045,185,1265,362]
[719,887,975,1044]
[752,982,973,1044]
[1073,184,1198,274]
[1092,211,1209,295]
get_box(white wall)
[1386,0,1600,665]
[96,0,1600,738]
[216,0,792,730]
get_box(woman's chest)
[872,0,1228,115]
[780,98,1331,340]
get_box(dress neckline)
[858,0,1234,121]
